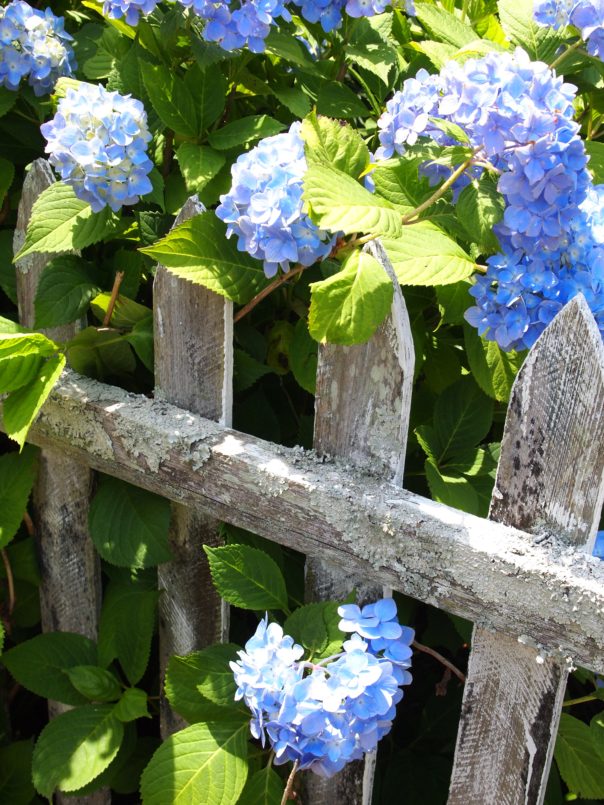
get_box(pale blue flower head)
[103,0,160,26]
[41,82,153,213]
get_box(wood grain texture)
[14,160,105,804]
[6,369,604,672]
[303,241,414,805]
[449,295,604,805]
[154,196,232,736]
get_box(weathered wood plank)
[303,241,414,805]
[14,159,105,805]
[448,295,604,805]
[8,368,604,674]
[154,196,232,737]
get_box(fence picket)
[303,241,414,804]
[14,159,106,805]
[154,196,232,737]
[448,294,604,804]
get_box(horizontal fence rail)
[3,369,604,674]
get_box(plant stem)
[412,640,466,684]
[233,265,306,324]
[1,549,15,618]
[401,152,479,225]
[550,39,584,72]
[103,271,125,327]
[562,693,599,707]
[281,759,299,805]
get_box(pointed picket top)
[449,294,604,805]
[304,240,414,804]
[491,293,604,549]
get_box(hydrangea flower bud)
[231,598,413,777]
[216,121,335,277]
[102,0,160,26]
[0,1,76,96]
[41,82,153,213]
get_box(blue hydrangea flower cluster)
[0,1,76,96]
[178,0,291,52]
[534,0,604,60]
[594,531,604,558]
[41,82,153,213]
[216,122,335,277]
[377,48,604,351]
[231,598,413,777]
[103,1,160,26]
[290,0,388,33]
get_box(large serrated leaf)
[464,323,525,402]
[238,767,284,805]
[140,62,199,139]
[34,256,101,329]
[2,632,97,705]
[497,0,567,61]
[304,165,402,238]
[204,544,289,611]
[456,179,504,252]
[555,714,604,799]
[175,144,225,194]
[414,3,478,47]
[140,720,249,805]
[32,704,124,798]
[301,112,370,179]
[308,249,393,345]
[89,476,172,570]
[382,223,475,285]
[208,115,285,150]
[14,183,116,260]
[284,601,343,659]
[139,212,270,304]
[0,447,37,549]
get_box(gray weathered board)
[154,196,232,737]
[14,160,106,805]
[449,295,604,804]
[303,240,414,804]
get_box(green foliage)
[0,741,35,805]
[237,767,285,804]
[204,544,289,611]
[0,447,37,549]
[34,255,101,328]
[284,601,343,660]
[555,714,604,799]
[89,476,172,569]
[381,224,476,285]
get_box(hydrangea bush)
[2,0,604,802]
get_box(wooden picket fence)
[6,159,604,805]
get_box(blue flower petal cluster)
[290,0,393,34]
[594,531,604,558]
[216,122,335,277]
[41,82,153,213]
[178,0,291,52]
[534,0,604,60]
[0,1,76,96]
[231,598,414,777]
[102,1,160,26]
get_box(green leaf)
[204,544,289,611]
[208,115,285,150]
[89,476,171,570]
[586,140,604,183]
[304,165,402,238]
[498,0,567,61]
[237,767,284,805]
[316,81,370,119]
[14,182,116,260]
[274,87,311,118]
[113,687,150,722]
[0,332,55,394]
[555,713,604,799]
[433,376,493,463]
[34,256,101,329]
[176,144,225,194]
[289,317,317,394]
[425,459,479,515]
[2,632,97,705]
[0,157,14,205]
[185,64,228,133]
[0,447,37,549]
[0,87,16,118]
[3,352,66,448]
[284,601,343,660]
[64,666,122,702]
[140,720,249,805]
[456,179,504,252]
[372,157,431,211]
[234,349,273,393]
[140,62,199,139]
[66,327,136,379]
[308,249,393,345]
[591,712,604,761]
[381,223,476,285]
[436,280,473,325]
[414,3,478,47]
[0,741,35,805]
[428,117,471,145]
[464,323,525,402]
[139,212,270,305]
[98,580,159,685]
[125,315,154,371]
[32,704,124,798]
[0,230,17,304]
[165,644,246,723]
[90,292,151,328]
[301,112,370,179]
